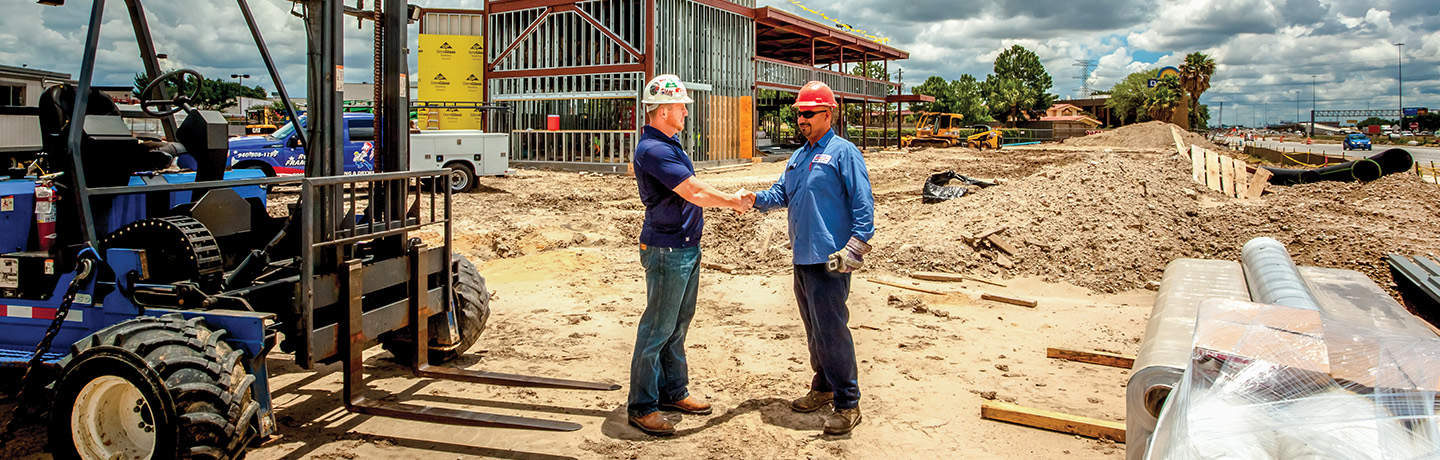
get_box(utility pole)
[1310,75,1317,138]
[1218,101,1223,128]
[1395,43,1404,127]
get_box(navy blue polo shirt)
[633,125,702,248]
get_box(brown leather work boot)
[660,395,713,415]
[628,411,676,436]
[790,390,834,413]
[823,407,862,435]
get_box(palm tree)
[1146,76,1183,123]
[1179,52,1216,128]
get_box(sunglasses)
[797,110,827,119]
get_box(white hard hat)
[642,74,693,105]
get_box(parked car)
[1342,133,1372,151]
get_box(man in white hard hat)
[626,74,753,436]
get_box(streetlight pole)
[1395,43,1404,129]
[1310,75,1317,138]
[231,73,251,86]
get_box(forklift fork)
[339,245,619,431]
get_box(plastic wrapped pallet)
[1146,298,1440,459]
[1126,258,1251,460]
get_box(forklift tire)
[446,162,475,193]
[381,254,491,365]
[50,314,259,460]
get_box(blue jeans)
[794,263,859,409]
[627,245,701,417]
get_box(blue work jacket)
[754,128,875,265]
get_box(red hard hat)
[792,81,838,109]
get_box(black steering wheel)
[139,69,203,117]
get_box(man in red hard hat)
[742,80,875,435]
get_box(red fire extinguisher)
[34,183,57,252]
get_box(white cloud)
[4,0,1436,128]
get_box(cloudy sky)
[4,0,1436,127]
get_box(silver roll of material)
[1240,237,1321,310]
[1127,258,1252,460]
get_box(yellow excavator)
[902,113,1004,149]
[902,112,966,148]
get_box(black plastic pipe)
[1264,148,1414,185]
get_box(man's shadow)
[599,397,836,440]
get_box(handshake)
[728,188,756,214]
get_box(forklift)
[0,1,616,458]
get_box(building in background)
[0,65,73,157]
[421,2,909,172]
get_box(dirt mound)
[1064,120,1228,152]
[702,146,1440,294]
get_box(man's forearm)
[682,182,742,209]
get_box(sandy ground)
[5,122,1439,458]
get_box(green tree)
[133,73,266,111]
[1192,103,1210,129]
[950,74,990,123]
[1178,52,1216,129]
[1357,117,1395,128]
[983,76,1041,125]
[984,45,1056,124]
[912,75,955,113]
[1145,75,1182,123]
[1104,69,1157,126]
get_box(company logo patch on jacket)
[809,154,833,169]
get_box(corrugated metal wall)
[656,0,755,162]
[482,0,756,168]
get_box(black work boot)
[790,390,834,413]
[823,406,862,435]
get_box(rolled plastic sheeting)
[1240,236,1321,310]
[1126,258,1251,460]
[1264,148,1414,185]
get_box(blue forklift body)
[0,169,277,423]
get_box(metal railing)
[754,57,896,99]
[511,129,636,164]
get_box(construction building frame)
[440,1,908,171]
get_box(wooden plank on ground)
[1233,158,1249,199]
[1220,155,1236,197]
[1190,145,1205,184]
[981,293,1037,308]
[1244,168,1273,199]
[913,271,1011,287]
[1045,347,1135,369]
[1204,149,1222,192]
[866,278,950,296]
[980,401,1126,443]
[986,234,1020,256]
[911,271,966,283]
[1171,126,1187,157]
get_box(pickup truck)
[226,112,511,192]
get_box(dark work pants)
[793,263,859,409]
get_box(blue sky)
[3,0,1436,127]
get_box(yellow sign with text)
[418,34,484,129]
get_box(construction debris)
[980,400,1126,443]
[981,293,1037,308]
[1045,347,1134,369]
[923,171,999,203]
